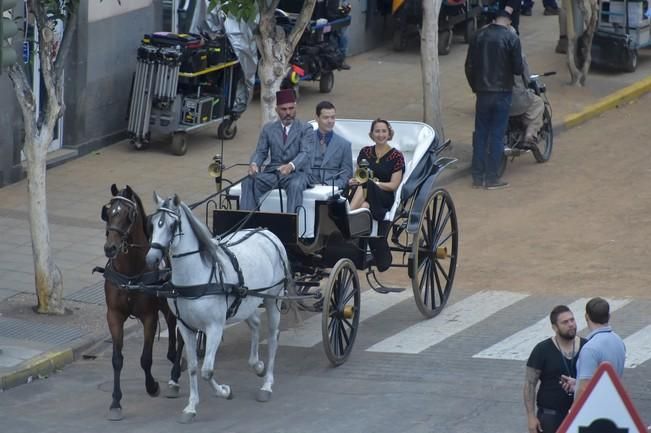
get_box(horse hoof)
[178,412,196,424]
[256,389,272,403]
[147,381,160,397]
[227,389,234,400]
[166,383,180,399]
[107,408,123,421]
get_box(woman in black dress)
[348,119,405,221]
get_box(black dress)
[356,146,405,221]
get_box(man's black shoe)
[472,180,484,189]
[339,63,351,70]
[544,7,560,15]
[521,8,532,15]
[485,180,510,190]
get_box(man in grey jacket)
[307,101,353,191]
[240,89,315,213]
[509,29,544,147]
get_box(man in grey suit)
[240,88,315,213]
[307,101,353,190]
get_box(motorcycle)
[498,71,555,177]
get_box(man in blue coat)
[240,89,315,213]
[307,101,353,191]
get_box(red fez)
[276,88,296,105]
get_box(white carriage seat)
[227,120,435,239]
[227,182,338,238]
[329,119,435,226]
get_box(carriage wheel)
[321,258,361,366]
[411,188,458,318]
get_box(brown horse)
[100,184,183,421]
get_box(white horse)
[145,193,289,423]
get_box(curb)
[0,321,140,391]
[562,76,651,129]
[1,349,73,390]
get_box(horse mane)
[121,187,149,239]
[179,201,220,264]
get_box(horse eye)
[158,219,164,228]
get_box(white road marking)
[624,325,651,368]
[366,290,529,354]
[473,298,632,361]
[279,289,412,348]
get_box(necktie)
[283,126,288,143]
[320,136,326,154]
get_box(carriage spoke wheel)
[321,259,361,366]
[411,188,458,318]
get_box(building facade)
[0,0,386,187]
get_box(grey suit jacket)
[308,132,353,190]
[249,119,314,172]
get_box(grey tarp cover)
[189,1,259,115]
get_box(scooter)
[498,71,555,177]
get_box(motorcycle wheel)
[532,105,553,163]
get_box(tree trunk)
[255,0,316,124]
[26,134,65,314]
[4,0,77,314]
[257,11,290,124]
[421,0,445,140]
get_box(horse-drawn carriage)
[209,119,459,365]
[99,119,459,422]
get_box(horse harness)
[148,206,290,330]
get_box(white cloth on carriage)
[228,120,436,238]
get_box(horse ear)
[153,191,163,205]
[110,184,119,196]
[173,194,180,206]
[125,185,133,197]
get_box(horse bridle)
[102,196,146,254]
[149,205,182,257]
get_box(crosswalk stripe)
[279,289,412,348]
[624,325,651,368]
[473,298,632,361]
[366,290,529,354]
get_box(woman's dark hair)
[369,118,394,140]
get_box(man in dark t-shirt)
[523,305,587,433]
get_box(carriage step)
[371,286,405,294]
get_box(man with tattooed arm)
[523,305,587,433]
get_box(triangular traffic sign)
[557,362,647,433]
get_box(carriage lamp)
[208,154,223,179]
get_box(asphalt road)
[2,96,651,433]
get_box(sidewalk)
[1,8,650,390]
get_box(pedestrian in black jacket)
[465,9,523,189]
